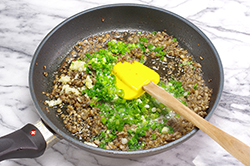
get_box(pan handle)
[0,121,60,161]
[0,123,46,161]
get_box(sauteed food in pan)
[43,30,212,151]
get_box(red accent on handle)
[30,130,36,136]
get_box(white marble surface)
[0,0,250,165]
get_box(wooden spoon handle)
[143,81,250,166]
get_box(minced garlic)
[61,84,80,95]
[59,75,71,84]
[45,98,62,107]
[83,75,93,89]
[69,61,86,72]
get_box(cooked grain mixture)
[43,31,212,151]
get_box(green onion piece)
[139,37,149,43]
[127,129,134,135]
[183,91,190,97]
[100,130,106,138]
[148,43,154,51]
[100,142,106,149]
[154,46,164,52]
[175,114,180,118]
[193,83,198,90]
[141,142,146,148]
[101,117,107,125]
[128,136,139,150]
[152,31,157,35]
[152,134,157,140]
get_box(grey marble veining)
[1,0,250,165]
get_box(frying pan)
[0,4,223,161]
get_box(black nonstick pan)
[0,4,224,161]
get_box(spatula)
[113,60,250,166]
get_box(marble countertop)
[1,0,250,165]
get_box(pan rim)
[29,3,224,157]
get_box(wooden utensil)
[113,61,250,166]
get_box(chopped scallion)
[193,83,198,90]
[172,38,177,42]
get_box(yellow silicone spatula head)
[112,61,160,100]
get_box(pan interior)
[29,4,223,158]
